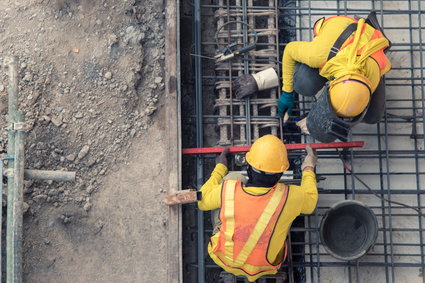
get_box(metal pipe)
[10,113,25,283]
[193,0,205,281]
[23,170,76,182]
[5,55,18,283]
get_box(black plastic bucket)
[320,200,378,261]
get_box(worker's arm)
[281,16,356,93]
[282,40,326,93]
[197,163,228,211]
[299,169,318,214]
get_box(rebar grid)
[292,1,425,282]
[215,0,280,146]
[183,0,425,282]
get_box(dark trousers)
[293,63,386,124]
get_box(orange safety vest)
[210,180,289,278]
[315,16,391,76]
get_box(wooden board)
[165,0,182,282]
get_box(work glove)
[233,74,258,100]
[296,117,310,135]
[301,145,317,171]
[278,91,295,118]
[216,147,230,167]
[233,68,279,100]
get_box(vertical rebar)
[242,0,252,145]
[377,124,390,282]
[226,0,235,146]
[193,0,205,281]
[384,104,395,283]
[415,0,425,281]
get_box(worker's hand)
[216,147,230,167]
[278,91,295,118]
[296,117,310,135]
[233,68,279,100]
[301,145,317,171]
[233,74,259,100]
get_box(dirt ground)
[0,0,168,281]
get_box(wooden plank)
[165,0,182,282]
[164,189,201,206]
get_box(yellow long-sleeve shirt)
[198,163,318,280]
[282,16,381,93]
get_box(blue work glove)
[277,91,295,118]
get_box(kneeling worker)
[198,135,318,281]
[233,13,392,142]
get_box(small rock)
[23,202,30,214]
[95,19,102,25]
[33,194,47,202]
[51,116,62,127]
[43,238,51,245]
[0,85,4,92]
[23,72,33,82]
[74,112,83,119]
[104,72,112,80]
[83,202,92,212]
[145,106,157,116]
[86,185,95,194]
[154,77,162,84]
[130,128,136,137]
[86,158,97,167]
[66,154,76,161]
[78,145,90,159]
[107,33,118,46]
[63,216,72,224]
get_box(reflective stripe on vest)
[319,17,391,77]
[217,180,288,270]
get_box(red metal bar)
[182,141,364,155]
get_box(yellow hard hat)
[329,74,372,117]
[246,135,289,173]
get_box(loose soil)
[0,0,168,281]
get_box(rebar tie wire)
[336,149,424,217]
[214,20,258,50]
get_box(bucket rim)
[319,200,379,261]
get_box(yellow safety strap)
[223,180,237,260]
[320,18,389,79]
[233,185,286,266]
[347,18,365,65]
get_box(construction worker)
[233,12,391,142]
[278,13,392,142]
[198,135,318,282]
